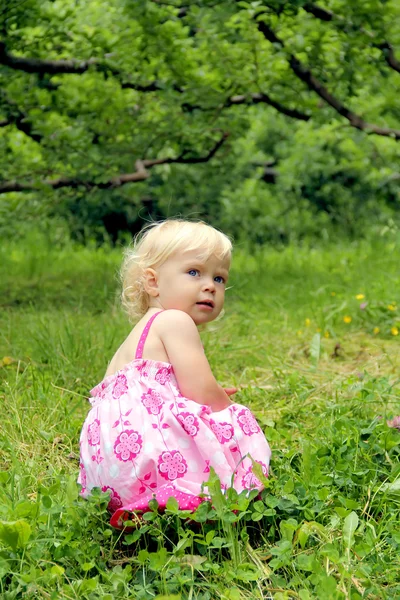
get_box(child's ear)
[143,268,159,297]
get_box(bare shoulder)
[155,310,198,335]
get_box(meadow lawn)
[1,234,400,600]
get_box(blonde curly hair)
[121,220,232,321]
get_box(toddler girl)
[78,220,271,527]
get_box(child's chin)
[194,312,218,325]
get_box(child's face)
[149,250,230,324]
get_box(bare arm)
[156,310,231,411]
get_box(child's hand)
[224,387,238,396]
[210,387,236,411]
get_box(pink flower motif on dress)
[136,361,148,378]
[112,373,128,399]
[91,448,104,463]
[87,418,101,446]
[114,430,142,461]
[209,420,234,444]
[237,409,260,436]
[177,412,199,437]
[102,486,123,513]
[79,463,87,490]
[155,366,172,385]
[242,461,268,490]
[93,381,108,400]
[158,450,188,480]
[141,389,163,415]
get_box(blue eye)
[188,269,199,277]
[214,276,225,284]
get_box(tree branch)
[303,2,374,37]
[183,91,310,121]
[303,3,400,75]
[0,41,163,91]
[226,92,310,120]
[257,19,400,140]
[303,2,335,22]
[0,133,229,194]
[0,41,100,74]
[375,41,400,74]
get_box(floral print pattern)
[158,450,188,480]
[136,361,149,378]
[95,382,108,400]
[155,366,172,385]
[237,408,261,436]
[141,389,163,415]
[209,420,234,444]
[87,419,100,446]
[112,373,128,399]
[114,430,142,461]
[177,412,199,437]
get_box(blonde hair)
[121,220,232,320]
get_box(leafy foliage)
[1,1,400,242]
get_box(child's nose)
[203,278,216,292]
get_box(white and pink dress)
[78,311,271,527]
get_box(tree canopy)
[1,0,400,241]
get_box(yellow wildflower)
[297,330,303,336]
[316,327,322,333]
[373,327,380,335]
[331,292,336,296]
[391,327,399,336]
[305,318,311,327]
[387,304,396,311]
[355,294,365,300]
[324,331,330,338]
[343,316,352,324]
[2,356,12,366]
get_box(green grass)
[1,233,400,599]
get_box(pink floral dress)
[78,311,271,527]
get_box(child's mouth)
[196,301,214,309]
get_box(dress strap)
[135,311,164,359]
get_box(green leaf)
[165,496,179,512]
[251,459,269,487]
[298,527,309,550]
[380,478,400,493]
[283,479,294,494]
[233,562,259,582]
[205,467,225,514]
[42,496,52,509]
[13,501,38,519]
[296,553,314,571]
[343,511,359,549]
[0,520,32,551]
[50,565,65,577]
[310,333,321,367]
